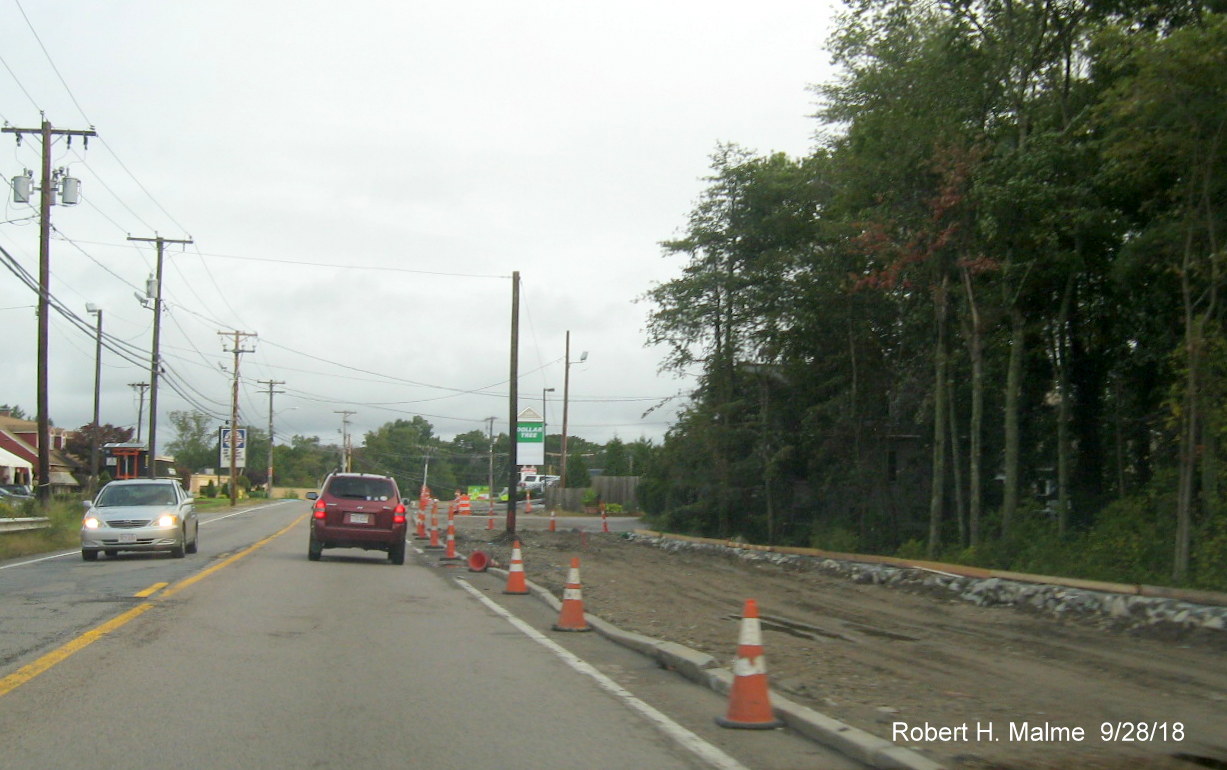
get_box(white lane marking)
[201,499,300,525]
[0,551,75,570]
[455,579,749,770]
[0,500,303,570]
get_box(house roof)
[0,445,32,471]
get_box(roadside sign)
[219,427,247,470]
[516,407,544,466]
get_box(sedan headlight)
[157,513,179,528]
[83,516,101,529]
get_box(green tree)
[165,411,218,475]
[1096,15,1227,580]
[66,423,134,460]
[358,417,435,494]
[602,437,630,476]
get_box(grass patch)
[0,499,83,561]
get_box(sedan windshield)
[97,484,177,507]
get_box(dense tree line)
[160,410,647,502]
[640,1,1227,589]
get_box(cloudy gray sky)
[0,0,838,455]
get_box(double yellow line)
[0,514,305,699]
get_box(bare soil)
[462,528,1227,770]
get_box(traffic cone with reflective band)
[716,599,782,730]
[415,508,428,540]
[548,509,556,532]
[502,540,529,595]
[440,519,461,561]
[425,501,443,550]
[552,557,591,632]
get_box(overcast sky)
[0,0,839,456]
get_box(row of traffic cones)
[496,540,781,728]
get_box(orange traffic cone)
[440,519,461,561]
[600,502,609,533]
[525,490,533,514]
[503,540,529,595]
[716,599,782,730]
[415,508,428,540]
[425,502,443,550]
[486,510,496,531]
[552,557,591,632]
[548,509,556,533]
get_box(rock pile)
[626,533,1227,633]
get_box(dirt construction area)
[456,527,1227,770]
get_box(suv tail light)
[313,499,326,519]
[393,502,406,524]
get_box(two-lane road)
[0,501,860,769]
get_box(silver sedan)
[81,478,199,561]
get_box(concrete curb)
[484,564,944,770]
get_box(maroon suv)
[307,473,408,564]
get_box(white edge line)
[454,578,749,770]
[0,500,302,570]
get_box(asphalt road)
[0,500,860,770]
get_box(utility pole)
[334,411,356,472]
[507,271,520,533]
[87,304,103,494]
[561,330,589,490]
[129,234,193,476]
[333,411,358,473]
[259,379,285,495]
[128,382,149,440]
[3,119,96,506]
[128,382,150,441]
[486,416,496,514]
[219,330,257,503]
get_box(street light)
[86,303,103,494]
[560,330,588,489]
[542,387,555,473]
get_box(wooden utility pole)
[220,331,257,504]
[3,120,96,505]
[334,411,356,472]
[259,380,285,494]
[486,416,496,514]
[128,382,149,441]
[88,306,103,494]
[129,234,193,477]
[507,271,520,533]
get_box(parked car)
[518,474,559,492]
[306,473,409,564]
[81,478,199,561]
[0,484,34,500]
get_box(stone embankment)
[627,532,1227,634]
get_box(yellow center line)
[134,582,169,598]
[0,513,307,699]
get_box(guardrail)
[0,517,51,534]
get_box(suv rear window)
[326,477,396,501]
